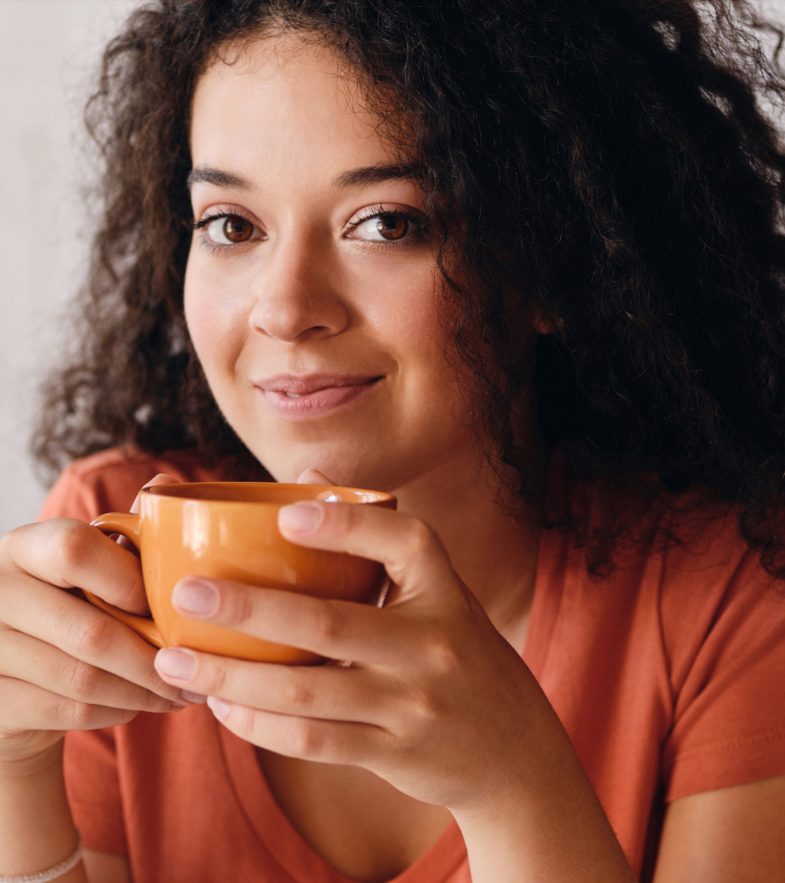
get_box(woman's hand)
[0,476,187,765]
[152,469,545,814]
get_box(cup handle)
[87,512,164,648]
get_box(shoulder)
[565,482,785,798]
[37,447,222,523]
[606,490,780,657]
[655,497,775,633]
[654,505,785,798]
[562,472,783,692]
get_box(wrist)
[449,695,634,882]
[0,737,82,879]
[0,739,64,778]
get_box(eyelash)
[191,205,428,255]
[191,213,252,255]
[347,205,429,249]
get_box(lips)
[258,373,382,395]
[254,373,383,419]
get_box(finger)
[120,474,182,556]
[129,473,182,515]
[154,647,393,724]
[170,577,420,666]
[3,518,147,613]
[0,676,139,733]
[0,572,187,703]
[0,628,183,713]
[205,698,389,766]
[296,467,335,484]
[277,502,458,603]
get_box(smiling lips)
[254,373,383,419]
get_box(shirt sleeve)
[37,461,107,523]
[661,534,785,802]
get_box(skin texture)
[3,29,785,883]
[176,35,636,882]
[0,476,186,882]
[184,37,504,493]
[183,34,544,644]
[167,34,784,882]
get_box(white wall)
[1,0,785,535]
[0,0,139,533]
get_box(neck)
[390,441,546,645]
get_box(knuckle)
[291,720,326,758]
[409,687,440,719]
[227,587,254,627]
[281,672,315,711]
[309,603,344,644]
[62,660,101,699]
[424,634,462,676]
[202,662,227,695]
[54,522,92,573]
[67,614,114,656]
[406,521,436,562]
[67,699,96,729]
[406,684,442,726]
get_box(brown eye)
[375,214,409,241]
[221,215,253,243]
[348,209,425,245]
[196,213,257,247]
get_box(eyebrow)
[186,162,422,191]
[331,162,422,188]
[187,168,251,190]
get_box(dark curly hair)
[33,0,785,577]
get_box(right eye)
[193,212,258,246]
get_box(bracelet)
[0,840,83,883]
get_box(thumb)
[296,467,335,485]
[130,473,182,514]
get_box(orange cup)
[89,482,396,664]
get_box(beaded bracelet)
[0,840,83,883]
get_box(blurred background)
[1,0,785,534]
[0,0,137,533]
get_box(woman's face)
[185,34,485,490]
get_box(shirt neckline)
[216,518,564,882]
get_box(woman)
[2,0,785,880]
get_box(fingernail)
[172,579,218,617]
[279,502,324,533]
[155,648,196,680]
[163,699,188,710]
[207,696,230,720]
[180,690,207,704]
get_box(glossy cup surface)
[90,482,396,663]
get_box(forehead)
[190,34,397,174]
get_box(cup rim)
[141,481,397,505]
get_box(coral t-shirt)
[38,448,785,882]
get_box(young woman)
[2,1,785,881]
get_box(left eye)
[351,213,416,242]
[201,214,255,245]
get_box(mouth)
[254,374,384,419]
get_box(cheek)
[183,259,242,372]
[363,266,445,350]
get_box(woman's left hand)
[153,469,544,814]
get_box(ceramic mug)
[88,482,396,664]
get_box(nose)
[248,235,351,342]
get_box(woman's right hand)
[0,479,188,765]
